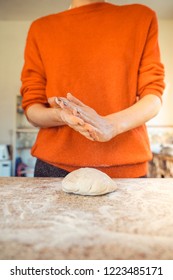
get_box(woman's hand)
[48,93,162,142]
[55,93,116,142]
[48,97,99,141]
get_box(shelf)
[16,128,38,133]
[12,95,37,176]
[16,146,33,150]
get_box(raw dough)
[62,167,118,196]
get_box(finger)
[60,110,85,126]
[65,115,84,126]
[65,103,98,127]
[55,97,68,108]
[67,93,86,107]
[56,97,80,114]
[76,129,95,141]
[59,102,96,127]
[84,123,100,141]
[86,126,98,141]
[71,115,85,126]
[48,97,61,108]
[55,97,91,126]
[76,110,97,127]
[81,132,95,141]
[69,121,94,133]
[67,123,96,141]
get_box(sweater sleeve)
[137,12,165,100]
[20,22,48,113]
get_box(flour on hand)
[62,168,118,196]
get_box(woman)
[21,0,165,178]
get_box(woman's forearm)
[26,103,65,128]
[106,94,162,137]
[28,94,161,141]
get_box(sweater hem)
[41,160,148,178]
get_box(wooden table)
[0,177,173,260]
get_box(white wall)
[0,21,31,144]
[147,20,173,126]
[0,20,173,145]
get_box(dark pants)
[34,159,69,177]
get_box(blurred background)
[0,0,173,177]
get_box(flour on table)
[62,168,118,196]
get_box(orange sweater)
[21,2,165,178]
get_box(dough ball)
[62,167,118,196]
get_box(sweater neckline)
[59,2,111,16]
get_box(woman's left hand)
[55,93,116,142]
